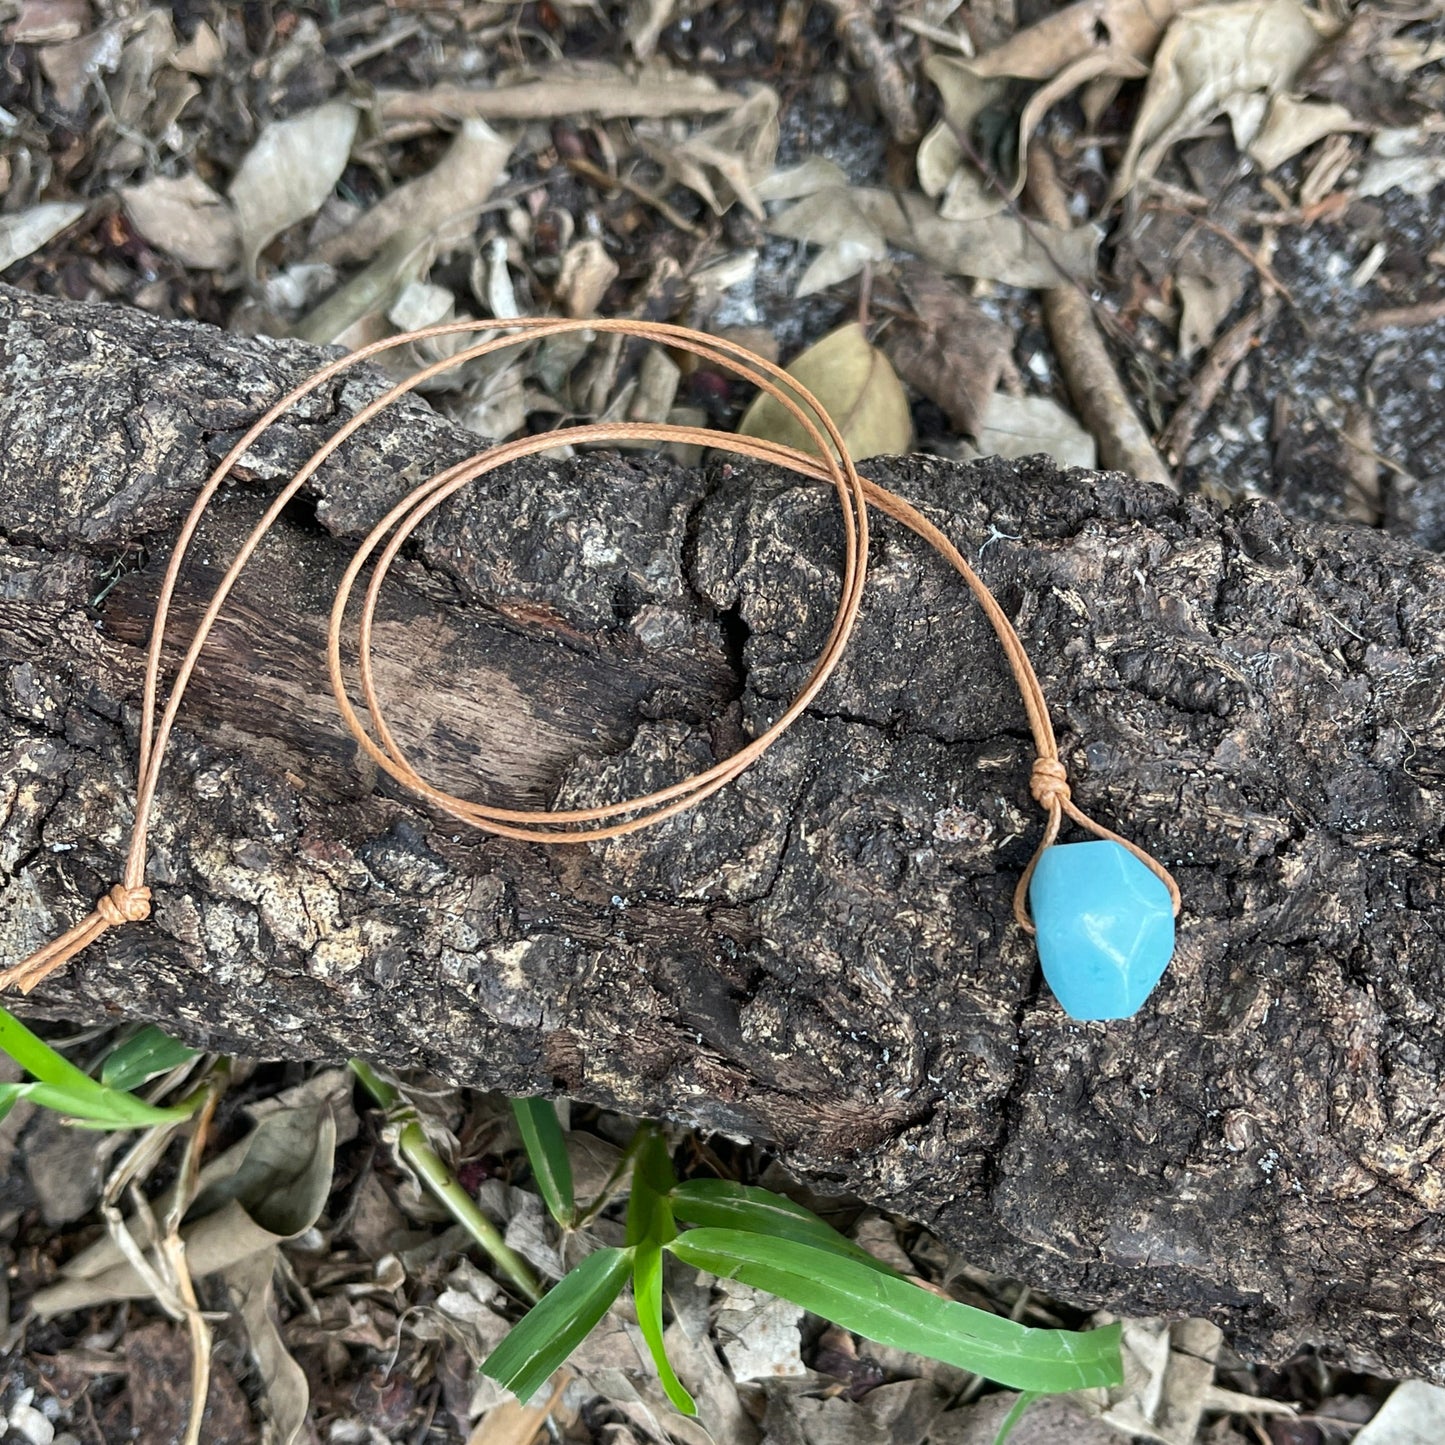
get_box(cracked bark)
[2,286,1444,1380]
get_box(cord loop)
[0,316,1180,994]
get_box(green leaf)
[993,1391,1041,1444]
[0,1007,102,1092]
[0,1007,197,1131]
[480,1245,633,1403]
[672,1179,899,1276]
[510,1097,576,1228]
[101,1025,200,1092]
[633,1243,696,1415]
[666,1230,1123,1395]
[625,1128,677,1249]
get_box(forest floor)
[2,0,1444,1441]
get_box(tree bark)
[2,284,1443,1381]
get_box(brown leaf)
[879,265,1011,436]
[738,322,913,462]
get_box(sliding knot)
[1029,758,1070,809]
[96,884,151,928]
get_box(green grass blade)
[11,1079,197,1130]
[625,1128,677,1248]
[0,1007,101,1092]
[0,1008,198,1130]
[672,1179,900,1276]
[510,1097,576,1228]
[666,1229,1123,1395]
[993,1391,1041,1444]
[0,1083,22,1127]
[480,1246,632,1403]
[633,1243,696,1415]
[101,1025,200,1091]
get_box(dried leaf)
[1114,0,1333,197]
[1247,93,1357,170]
[315,117,511,267]
[767,187,888,295]
[171,19,221,75]
[928,1391,1119,1443]
[714,1277,806,1382]
[879,264,1011,436]
[6,0,90,45]
[1358,126,1445,199]
[974,392,1096,470]
[229,99,359,274]
[556,238,619,318]
[38,22,122,111]
[31,1105,336,1315]
[292,228,434,346]
[1354,1380,1445,1444]
[1074,1316,1222,1445]
[739,322,913,462]
[856,188,1099,288]
[226,1248,309,1445]
[917,0,1200,217]
[1176,265,1244,361]
[0,200,86,273]
[121,172,238,270]
[638,86,780,218]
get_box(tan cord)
[0,317,1179,994]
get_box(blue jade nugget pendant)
[1028,840,1176,1021]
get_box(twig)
[1357,295,1445,331]
[1158,298,1279,468]
[1026,143,1175,492]
[564,155,704,237]
[349,1059,543,1305]
[1149,204,1298,310]
[822,0,923,143]
[1141,176,1349,230]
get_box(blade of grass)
[666,1229,1123,1394]
[480,1245,633,1403]
[633,1243,696,1415]
[993,1391,1041,1444]
[511,1097,576,1228]
[1,1079,197,1129]
[101,1025,200,1091]
[0,1006,106,1092]
[671,1178,899,1275]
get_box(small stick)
[1026,142,1176,492]
[1356,295,1445,331]
[564,155,704,237]
[1158,298,1278,468]
[822,0,922,144]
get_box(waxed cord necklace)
[0,318,1181,1020]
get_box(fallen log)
[1,285,1442,1380]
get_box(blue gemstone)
[1028,840,1175,1021]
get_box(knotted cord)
[0,317,1179,995]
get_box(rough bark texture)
[2,285,1443,1380]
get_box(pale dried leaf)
[452,363,528,440]
[974,391,1096,469]
[1115,0,1332,196]
[1358,126,1445,198]
[852,188,1100,287]
[739,322,913,462]
[230,99,359,274]
[556,238,619,318]
[6,0,90,45]
[755,157,850,202]
[121,172,238,270]
[1177,267,1243,360]
[292,229,434,346]
[769,1379,946,1445]
[1248,93,1357,170]
[769,187,888,293]
[38,22,122,110]
[315,117,511,267]
[0,200,86,271]
[171,18,221,75]
[226,1249,309,1445]
[1075,1316,1223,1445]
[638,86,779,218]
[1354,1379,1445,1444]
[713,1277,806,1381]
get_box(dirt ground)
[2,0,1443,1441]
